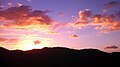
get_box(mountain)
[0,47,120,67]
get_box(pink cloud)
[0,37,18,43]
[7,2,12,7]
[91,14,120,33]
[68,9,92,29]
[0,5,53,26]
[16,3,23,7]
[68,9,120,33]
[0,5,56,33]
[0,37,6,42]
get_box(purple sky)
[0,0,120,52]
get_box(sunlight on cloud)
[68,9,120,33]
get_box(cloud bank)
[69,9,120,33]
[0,5,55,33]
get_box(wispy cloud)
[0,37,18,43]
[0,37,6,42]
[104,45,118,49]
[46,31,59,35]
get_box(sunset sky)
[0,0,120,52]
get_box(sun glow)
[17,40,44,51]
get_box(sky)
[0,0,120,52]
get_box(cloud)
[0,5,4,9]
[104,45,118,49]
[102,1,120,13]
[34,40,41,45]
[7,2,12,7]
[51,22,67,30]
[0,37,18,42]
[68,9,120,33]
[69,34,79,39]
[68,21,88,29]
[0,5,53,25]
[68,9,92,29]
[0,37,6,42]
[104,1,120,8]
[91,13,120,33]
[0,5,55,32]
[0,5,119,35]
[0,5,31,20]
[46,31,59,35]
[16,3,23,7]
[79,9,92,20]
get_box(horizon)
[0,46,117,53]
[0,46,108,54]
[0,0,120,52]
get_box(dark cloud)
[0,5,31,20]
[104,45,118,49]
[69,34,79,39]
[104,1,120,8]
[30,10,53,25]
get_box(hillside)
[0,47,120,67]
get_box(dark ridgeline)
[0,47,120,67]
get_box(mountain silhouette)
[0,47,120,67]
